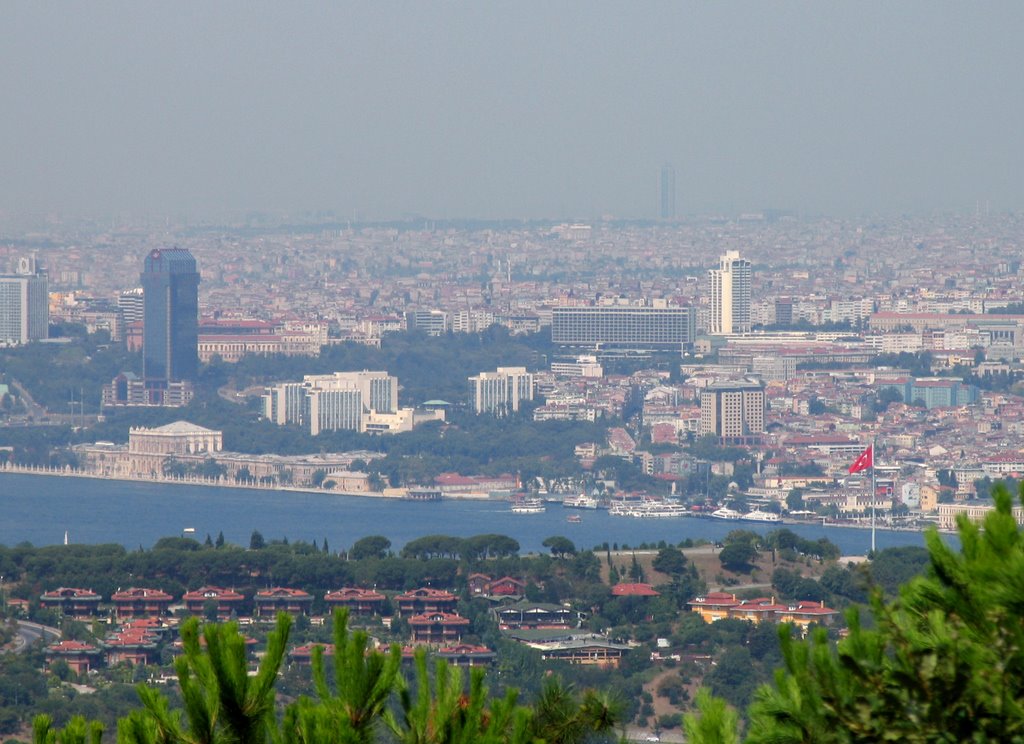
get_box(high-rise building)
[263,371,398,435]
[709,250,752,335]
[141,248,200,390]
[659,163,676,220]
[551,302,696,350]
[469,367,534,415]
[699,380,765,445]
[0,257,48,345]
[405,309,449,336]
[117,288,145,325]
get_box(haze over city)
[2,2,1023,225]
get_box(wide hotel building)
[551,301,696,350]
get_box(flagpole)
[870,438,876,555]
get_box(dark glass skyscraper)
[141,248,199,388]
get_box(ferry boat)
[563,494,599,509]
[511,497,546,514]
[608,498,688,518]
[741,509,781,524]
[710,507,743,520]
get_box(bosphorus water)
[1,473,941,554]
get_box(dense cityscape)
[2,2,1023,742]
[1,212,1023,741]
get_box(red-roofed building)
[728,598,789,624]
[408,612,470,644]
[611,583,660,597]
[254,587,313,617]
[39,588,102,619]
[396,588,458,617]
[110,587,174,619]
[289,643,334,666]
[47,640,101,674]
[686,592,739,623]
[182,586,245,619]
[435,644,496,667]
[776,601,839,629]
[688,593,837,629]
[324,588,386,616]
[467,574,492,596]
[103,624,161,666]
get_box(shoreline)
[2,464,943,536]
[0,463,398,500]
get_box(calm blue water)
[0,473,943,555]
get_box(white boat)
[511,498,546,514]
[608,499,688,518]
[710,507,743,520]
[742,509,781,523]
[563,494,599,509]
[566,514,582,524]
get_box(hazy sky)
[2,2,1022,221]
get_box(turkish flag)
[848,445,873,474]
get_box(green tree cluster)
[686,483,1024,742]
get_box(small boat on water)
[710,507,743,520]
[566,514,582,524]
[511,497,546,514]
[741,509,781,523]
[563,494,599,509]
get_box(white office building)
[263,371,398,435]
[709,251,752,335]
[0,258,48,345]
[469,367,534,415]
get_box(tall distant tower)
[709,250,752,335]
[141,248,199,390]
[659,163,676,220]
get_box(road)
[10,620,61,652]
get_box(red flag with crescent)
[848,445,873,474]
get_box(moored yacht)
[742,509,781,523]
[710,507,743,520]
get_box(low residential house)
[182,586,245,619]
[289,643,334,667]
[254,587,313,617]
[728,597,791,624]
[610,583,660,598]
[775,601,839,629]
[686,592,739,623]
[324,587,386,616]
[504,628,631,668]
[408,612,470,644]
[103,622,161,666]
[495,601,579,630]
[47,640,102,674]
[40,587,102,619]
[467,574,526,598]
[467,574,491,596]
[396,588,458,617]
[688,592,837,628]
[435,644,496,667]
[110,587,174,619]
[536,638,631,668]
